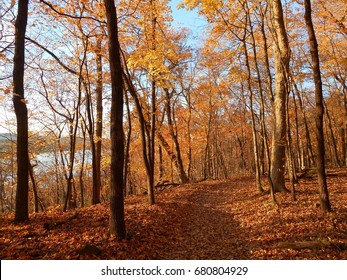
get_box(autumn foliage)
[1,0,347,260]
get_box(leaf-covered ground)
[1,168,347,260]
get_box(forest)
[0,0,347,259]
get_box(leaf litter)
[0,168,347,259]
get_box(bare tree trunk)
[324,101,340,167]
[164,89,189,183]
[286,94,297,201]
[63,119,78,211]
[332,60,347,167]
[122,67,153,201]
[292,89,303,170]
[147,0,158,205]
[245,2,267,192]
[242,36,263,193]
[77,25,103,206]
[124,93,132,196]
[0,169,4,213]
[342,84,347,166]
[203,104,213,180]
[63,38,87,211]
[270,0,290,193]
[304,0,331,212]
[258,2,274,105]
[95,38,103,202]
[13,0,29,222]
[185,90,193,180]
[147,79,156,205]
[79,124,87,208]
[291,74,315,167]
[85,78,100,205]
[29,162,39,213]
[104,0,126,239]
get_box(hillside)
[1,169,347,260]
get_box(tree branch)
[39,0,105,24]
[26,37,78,75]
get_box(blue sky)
[168,0,206,46]
[169,0,205,31]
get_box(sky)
[168,0,206,42]
[169,0,203,28]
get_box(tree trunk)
[63,119,78,211]
[147,79,156,205]
[13,0,29,222]
[147,0,158,205]
[304,0,331,212]
[324,101,340,167]
[291,74,315,168]
[250,8,270,177]
[79,124,87,207]
[258,2,274,105]
[244,3,265,192]
[164,89,189,183]
[242,37,263,193]
[332,65,347,167]
[292,89,303,170]
[124,93,132,196]
[122,67,153,202]
[0,169,4,213]
[270,0,290,193]
[104,0,126,239]
[185,90,193,180]
[286,94,297,201]
[29,162,39,213]
[86,80,100,205]
[95,38,103,202]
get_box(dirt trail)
[155,181,251,259]
[145,173,347,260]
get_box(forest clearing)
[1,168,347,260]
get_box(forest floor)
[1,168,347,260]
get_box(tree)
[104,0,126,239]
[303,0,331,212]
[94,38,104,204]
[13,0,29,222]
[269,0,290,192]
[125,0,176,204]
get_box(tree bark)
[304,0,331,212]
[104,0,126,239]
[147,0,158,205]
[290,73,315,168]
[244,2,265,192]
[324,101,340,167]
[270,0,290,192]
[242,38,263,193]
[85,41,103,205]
[258,2,274,106]
[29,162,39,213]
[79,124,86,207]
[95,39,103,202]
[164,89,189,183]
[13,0,29,222]
[286,94,297,201]
[124,92,132,196]
[122,66,153,200]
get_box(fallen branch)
[277,240,347,250]
[155,182,180,188]
[43,212,79,230]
